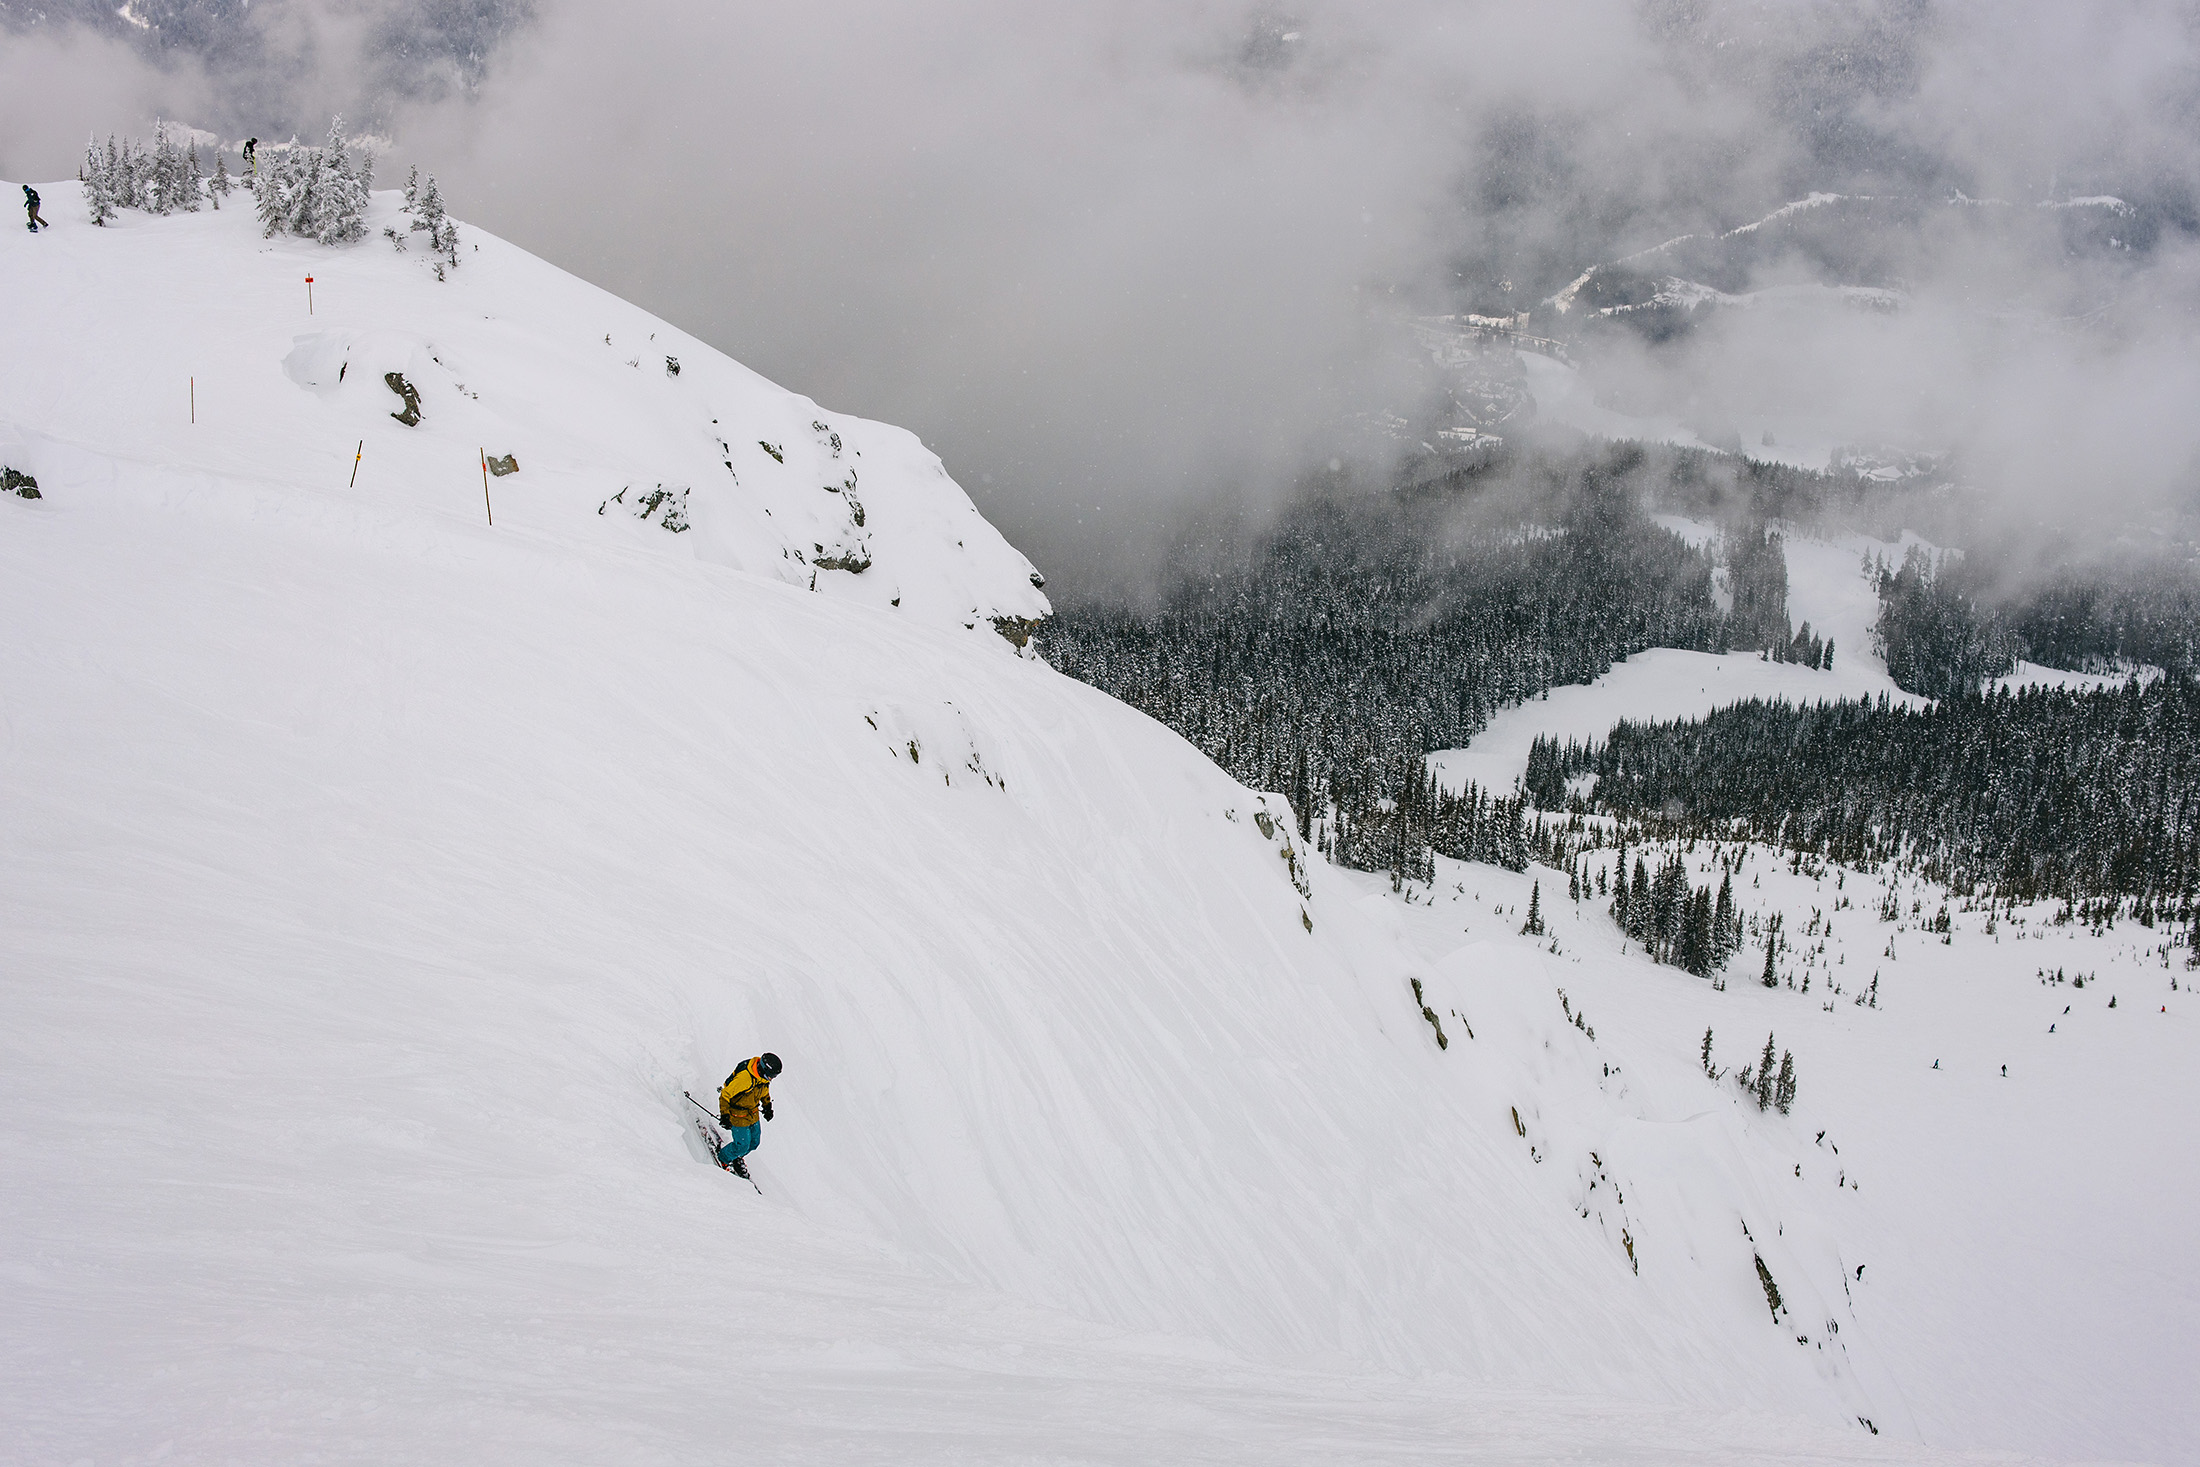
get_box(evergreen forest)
[1049,438,2200,941]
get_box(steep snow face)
[0,185,2182,1466]
[0,179,1047,634]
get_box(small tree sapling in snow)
[1701,1026,1716,1078]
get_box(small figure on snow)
[24,185,48,232]
[715,1052,783,1178]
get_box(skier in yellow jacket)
[715,1053,781,1177]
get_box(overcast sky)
[4,0,2197,591]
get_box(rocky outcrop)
[384,372,423,426]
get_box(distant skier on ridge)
[715,1052,782,1179]
[24,185,48,232]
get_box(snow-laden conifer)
[182,142,206,213]
[311,117,370,244]
[252,119,370,244]
[407,171,460,275]
[83,137,116,226]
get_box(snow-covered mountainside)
[3,182,2191,1466]
[0,180,1048,635]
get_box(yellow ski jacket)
[718,1058,774,1128]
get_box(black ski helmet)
[758,1052,783,1079]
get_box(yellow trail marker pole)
[481,449,493,526]
[348,439,363,489]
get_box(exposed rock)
[3,467,39,499]
[384,372,423,426]
[597,483,690,533]
[990,614,1046,649]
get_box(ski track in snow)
[1,182,2191,1467]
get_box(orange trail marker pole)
[305,275,314,314]
[481,449,493,526]
[348,439,363,488]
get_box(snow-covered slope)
[2,184,2186,1465]
[0,180,1047,634]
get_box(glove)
[761,1100,774,1122]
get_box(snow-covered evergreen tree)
[407,171,460,274]
[311,117,370,244]
[1754,1033,1778,1110]
[181,142,206,213]
[148,121,191,215]
[255,146,298,237]
[209,152,232,209]
[254,119,370,246]
[1773,1051,1797,1114]
[83,137,116,226]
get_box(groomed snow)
[3,182,2190,1466]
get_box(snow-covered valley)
[3,181,2193,1466]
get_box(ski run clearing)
[3,181,2193,1467]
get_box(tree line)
[1556,675,2200,908]
[1046,443,1775,881]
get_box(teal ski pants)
[717,1123,760,1166]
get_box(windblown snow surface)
[2,185,2192,1466]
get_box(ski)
[684,1090,762,1193]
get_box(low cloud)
[7,0,2200,588]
